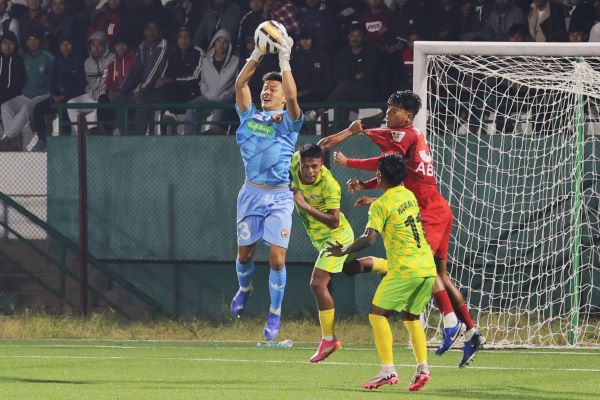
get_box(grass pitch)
[1,339,598,400]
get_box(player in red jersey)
[319,91,483,367]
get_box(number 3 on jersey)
[237,221,251,241]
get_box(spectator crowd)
[1,0,599,149]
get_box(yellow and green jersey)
[366,185,436,278]
[290,152,353,246]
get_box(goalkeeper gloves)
[248,47,264,64]
[276,36,293,72]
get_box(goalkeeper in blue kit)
[229,25,303,341]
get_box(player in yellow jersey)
[291,142,388,363]
[326,153,436,392]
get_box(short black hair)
[145,20,162,31]
[387,90,422,116]
[262,71,282,83]
[299,143,322,160]
[378,153,406,186]
[346,20,366,35]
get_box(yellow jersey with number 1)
[366,185,436,278]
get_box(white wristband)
[279,59,291,72]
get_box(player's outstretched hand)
[248,46,265,63]
[274,35,293,62]
[347,178,365,193]
[354,196,377,207]
[333,151,348,167]
[349,119,364,135]
[324,241,344,257]
[273,35,293,71]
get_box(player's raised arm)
[235,48,263,113]
[276,36,301,121]
[334,152,379,171]
[318,120,364,152]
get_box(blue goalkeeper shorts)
[236,183,294,249]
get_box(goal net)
[414,42,600,346]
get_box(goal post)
[413,42,600,346]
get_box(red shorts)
[418,192,453,261]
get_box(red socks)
[432,290,454,316]
[455,304,475,330]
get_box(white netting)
[423,53,600,346]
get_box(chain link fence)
[2,102,390,319]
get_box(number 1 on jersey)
[404,214,423,248]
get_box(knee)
[268,247,286,268]
[269,256,285,269]
[309,277,326,293]
[238,254,253,264]
[238,252,252,264]
[442,273,458,290]
[237,248,255,264]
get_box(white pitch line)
[1,354,599,373]
[0,344,599,356]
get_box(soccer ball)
[254,20,288,54]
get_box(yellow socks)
[319,309,335,340]
[369,314,394,365]
[403,320,427,365]
[371,257,389,274]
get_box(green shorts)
[372,272,435,315]
[313,228,355,274]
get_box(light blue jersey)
[236,104,303,187]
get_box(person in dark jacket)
[46,0,79,57]
[31,35,85,150]
[128,0,168,46]
[17,0,47,44]
[528,0,567,42]
[299,0,338,52]
[237,0,264,56]
[0,32,25,108]
[462,0,526,40]
[1,30,53,151]
[291,30,331,103]
[325,21,380,121]
[159,27,203,105]
[167,0,203,42]
[194,0,243,51]
[118,20,170,135]
[158,26,204,134]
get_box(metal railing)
[0,191,170,319]
[56,102,388,136]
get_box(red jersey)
[346,126,440,201]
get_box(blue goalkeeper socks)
[268,267,286,314]
[236,259,255,291]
